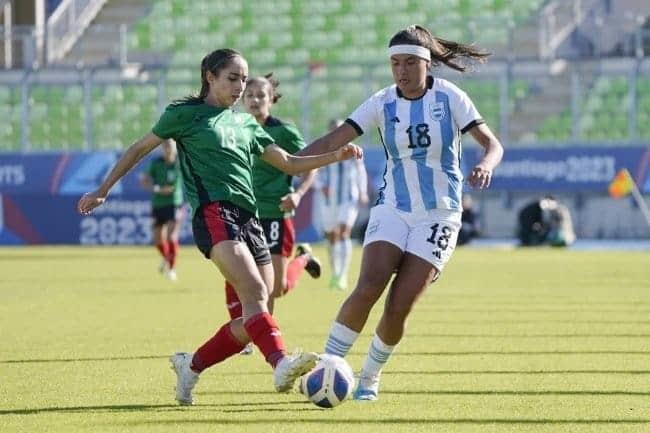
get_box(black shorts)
[152,205,180,226]
[260,217,295,257]
[192,201,271,265]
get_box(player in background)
[299,25,504,401]
[139,139,184,281]
[223,74,321,337]
[318,119,368,290]
[457,193,480,246]
[77,48,363,405]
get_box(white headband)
[388,44,431,61]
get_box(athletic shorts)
[363,204,462,271]
[152,205,181,226]
[192,201,271,265]
[260,217,295,257]
[322,201,359,232]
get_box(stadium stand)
[120,0,546,138]
[1,0,649,150]
[0,85,21,151]
[1,0,649,243]
[537,76,650,142]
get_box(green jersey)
[146,157,183,208]
[254,116,305,218]
[152,101,274,216]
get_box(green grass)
[1,245,649,433]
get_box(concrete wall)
[478,191,650,239]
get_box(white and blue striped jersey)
[346,77,483,213]
[318,158,367,207]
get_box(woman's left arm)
[279,169,317,212]
[466,123,504,189]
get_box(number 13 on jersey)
[217,126,237,149]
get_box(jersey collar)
[396,76,434,101]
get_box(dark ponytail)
[246,72,282,104]
[176,48,243,104]
[389,24,490,72]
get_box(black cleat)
[296,243,321,278]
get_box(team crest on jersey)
[430,102,446,121]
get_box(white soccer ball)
[300,354,355,408]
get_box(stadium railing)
[1,56,650,152]
[47,0,108,63]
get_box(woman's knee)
[237,280,270,303]
[358,265,393,291]
[384,300,413,321]
[351,279,385,305]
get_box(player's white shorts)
[363,204,462,271]
[322,201,359,233]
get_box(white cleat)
[273,351,318,392]
[353,372,380,401]
[159,259,169,274]
[169,352,199,405]
[239,343,254,355]
[166,269,178,281]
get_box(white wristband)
[153,185,161,193]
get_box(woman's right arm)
[296,122,359,157]
[261,143,363,176]
[78,132,164,214]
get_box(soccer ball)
[300,354,355,408]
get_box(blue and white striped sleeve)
[450,87,484,134]
[346,94,380,136]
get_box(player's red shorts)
[260,217,295,257]
[192,201,271,265]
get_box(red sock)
[284,255,308,294]
[167,240,179,268]
[225,282,242,320]
[156,241,169,260]
[244,312,286,368]
[191,322,245,373]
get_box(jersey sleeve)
[449,87,484,134]
[280,123,306,154]
[151,104,184,139]
[249,119,275,155]
[347,93,381,136]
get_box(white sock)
[324,321,359,357]
[340,237,352,280]
[332,240,343,278]
[328,242,337,277]
[361,334,396,378]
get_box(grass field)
[1,244,649,433]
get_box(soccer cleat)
[328,275,346,291]
[239,342,254,355]
[295,243,321,279]
[166,269,178,281]
[353,373,380,401]
[169,352,199,405]
[294,243,312,257]
[273,351,319,392]
[159,259,169,274]
[336,274,348,291]
[304,256,322,279]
